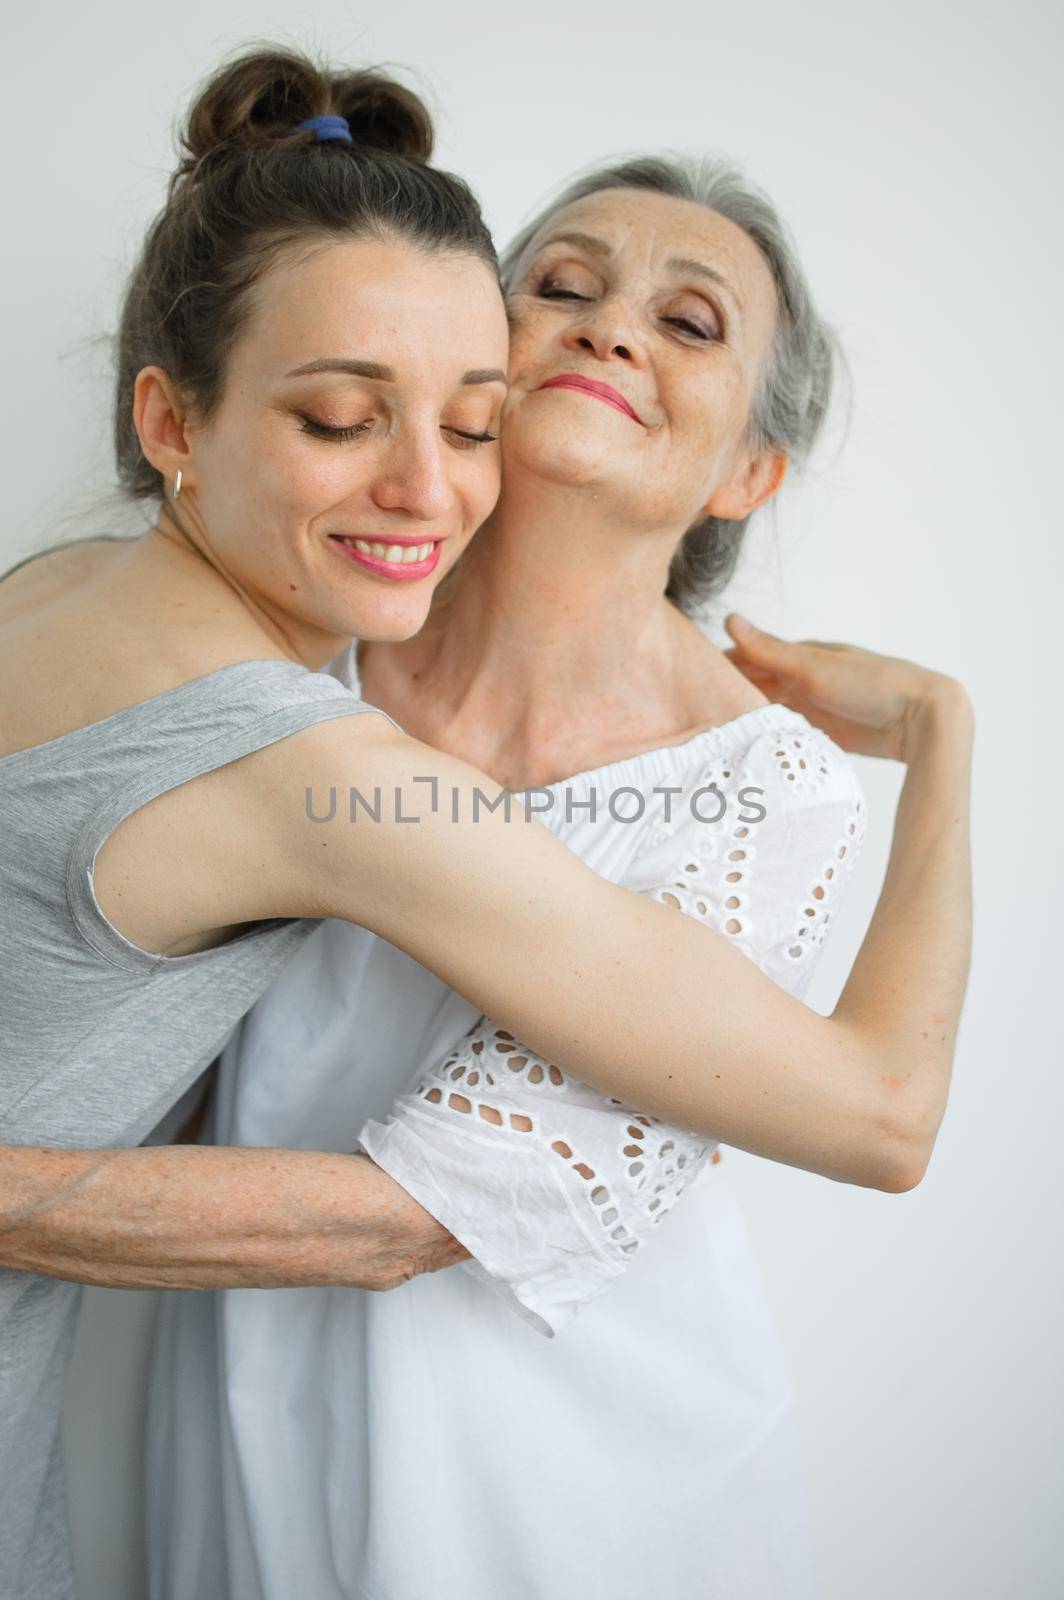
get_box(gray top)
[0,657,396,1599]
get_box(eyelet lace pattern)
[646,727,868,972]
[414,1023,714,1261]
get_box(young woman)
[0,45,970,1600]
[143,154,975,1598]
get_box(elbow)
[874,1152,928,1194]
[868,1110,936,1194]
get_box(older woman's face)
[502,188,783,529]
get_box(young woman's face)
[501,188,783,530]
[179,236,508,644]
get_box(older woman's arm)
[0,1143,468,1289]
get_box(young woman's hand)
[722,614,971,761]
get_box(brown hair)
[114,44,499,499]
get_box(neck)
[149,502,350,671]
[367,475,704,750]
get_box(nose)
[369,425,454,523]
[561,297,646,366]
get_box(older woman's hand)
[722,614,970,762]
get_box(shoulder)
[663,614,864,811]
[96,681,408,944]
[0,536,128,617]
[207,687,409,885]
[616,713,868,985]
[741,711,867,815]
[660,707,866,820]
[191,673,404,812]
[620,709,867,893]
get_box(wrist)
[349,1151,469,1289]
[898,676,974,764]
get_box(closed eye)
[300,415,496,448]
[299,414,372,442]
[447,428,498,449]
[663,315,717,341]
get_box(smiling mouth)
[537,375,645,426]
[336,537,436,565]
[329,535,443,581]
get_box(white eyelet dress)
[146,641,868,1600]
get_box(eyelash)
[299,416,372,443]
[663,316,715,341]
[298,415,497,447]
[453,432,498,449]
[534,283,718,342]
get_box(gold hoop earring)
[172,469,183,500]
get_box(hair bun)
[179,44,434,169]
[331,69,434,161]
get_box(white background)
[4,1,1062,1595]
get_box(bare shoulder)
[232,699,411,793]
[194,700,412,855]
[0,536,129,618]
[673,613,770,724]
[209,704,527,926]
[91,700,407,955]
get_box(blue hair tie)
[296,114,353,144]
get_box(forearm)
[0,1143,469,1290]
[833,680,974,1166]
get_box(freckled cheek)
[199,413,298,511]
[266,440,370,519]
[459,457,502,533]
[719,366,755,438]
[506,310,557,375]
[673,369,745,464]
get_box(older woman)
[145,155,974,1598]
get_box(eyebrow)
[535,230,614,260]
[666,256,741,308]
[284,358,508,386]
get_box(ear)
[132,366,194,490]
[704,448,789,522]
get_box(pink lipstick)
[537,374,645,426]
[329,534,443,582]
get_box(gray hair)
[500,154,839,618]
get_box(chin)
[505,423,618,491]
[336,583,437,645]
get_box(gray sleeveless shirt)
[0,658,396,1599]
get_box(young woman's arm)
[277,659,971,1193]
